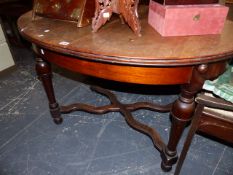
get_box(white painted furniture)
[0,23,15,72]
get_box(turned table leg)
[161,84,197,171]
[161,64,220,171]
[35,57,63,124]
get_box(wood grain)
[18,7,233,66]
[40,48,193,85]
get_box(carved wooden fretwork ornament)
[92,0,142,36]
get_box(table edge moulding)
[18,7,233,172]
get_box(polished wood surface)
[18,8,233,66]
[41,49,193,85]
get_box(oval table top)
[18,7,233,66]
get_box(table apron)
[36,48,195,85]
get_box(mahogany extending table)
[18,8,233,172]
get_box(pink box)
[148,1,229,36]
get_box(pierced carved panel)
[92,0,141,36]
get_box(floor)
[0,44,232,175]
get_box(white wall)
[0,23,15,72]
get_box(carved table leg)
[35,57,63,124]
[160,62,227,171]
[161,84,197,171]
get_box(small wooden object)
[92,0,142,36]
[32,0,95,27]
